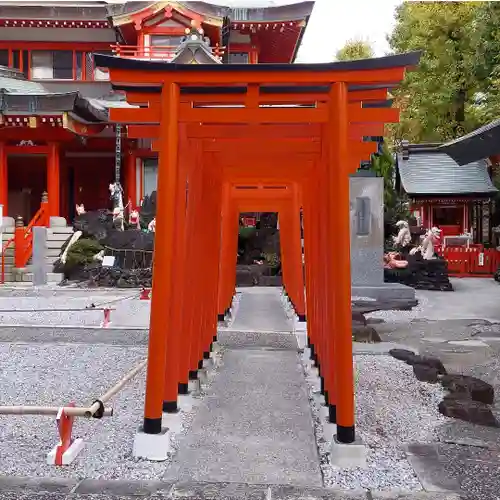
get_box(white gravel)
[0,291,150,328]
[304,354,446,490]
[0,342,220,480]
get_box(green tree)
[471,2,500,123]
[388,2,482,143]
[335,39,374,61]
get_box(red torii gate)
[96,52,419,451]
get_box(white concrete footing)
[178,393,200,412]
[330,436,367,468]
[211,341,221,354]
[188,379,201,394]
[162,412,183,434]
[132,427,172,461]
[198,368,208,385]
[46,438,85,465]
[203,357,214,369]
[322,422,336,442]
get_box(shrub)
[65,238,103,270]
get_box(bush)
[65,238,103,270]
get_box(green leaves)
[388,1,486,143]
[335,39,374,61]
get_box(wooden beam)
[108,66,406,85]
[124,87,388,106]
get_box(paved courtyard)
[0,279,498,499]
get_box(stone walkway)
[164,288,321,486]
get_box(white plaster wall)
[0,27,116,42]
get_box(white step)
[15,272,64,283]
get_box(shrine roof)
[107,1,315,22]
[397,143,497,197]
[0,66,133,123]
[439,119,500,165]
[95,50,421,74]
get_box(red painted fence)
[435,245,500,277]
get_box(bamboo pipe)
[0,359,147,419]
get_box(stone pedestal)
[350,172,416,306]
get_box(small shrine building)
[0,0,314,223]
[396,141,497,243]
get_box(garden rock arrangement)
[55,205,155,287]
[389,348,498,427]
[384,252,453,291]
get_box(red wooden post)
[47,143,60,219]
[0,142,7,216]
[143,81,180,434]
[329,82,355,443]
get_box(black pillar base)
[143,417,162,434]
[309,344,315,359]
[320,376,325,395]
[162,401,178,413]
[203,351,210,360]
[178,382,189,395]
[337,425,355,443]
[213,335,218,342]
[328,404,337,424]
[298,314,307,322]
[217,314,225,322]
[324,390,329,406]
[197,360,204,370]
[189,370,198,380]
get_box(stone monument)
[349,170,416,306]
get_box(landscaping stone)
[438,398,499,427]
[406,355,447,375]
[389,348,416,362]
[384,253,453,292]
[440,374,494,404]
[352,325,382,343]
[413,364,439,383]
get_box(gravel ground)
[0,343,221,480]
[304,355,446,491]
[0,292,150,329]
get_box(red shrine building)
[396,141,498,243]
[0,0,314,223]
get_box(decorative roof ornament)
[170,19,223,64]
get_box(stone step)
[46,232,73,242]
[16,272,63,283]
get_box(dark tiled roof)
[439,119,500,165]
[106,1,315,21]
[94,50,421,74]
[397,146,497,196]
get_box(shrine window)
[0,50,8,67]
[228,51,249,64]
[143,158,158,197]
[150,35,184,47]
[31,50,73,79]
[432,206,462,226]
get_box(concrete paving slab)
[230,289,292,333]
[371,493,462,500]
[163,349,321,486]
[217,330,298,350]
[271,486,367,499]
[166,482,269,500]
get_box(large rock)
[352,325,381,343]
[389,348,416,362]
[407,354,447,375]
[413,364,439,383]
[438,397,498,427]
[385,252,453,292]
[441,374,494,405]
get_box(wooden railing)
[111,44,224,61]
[1,192,49,284]
[435,244,500,277]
